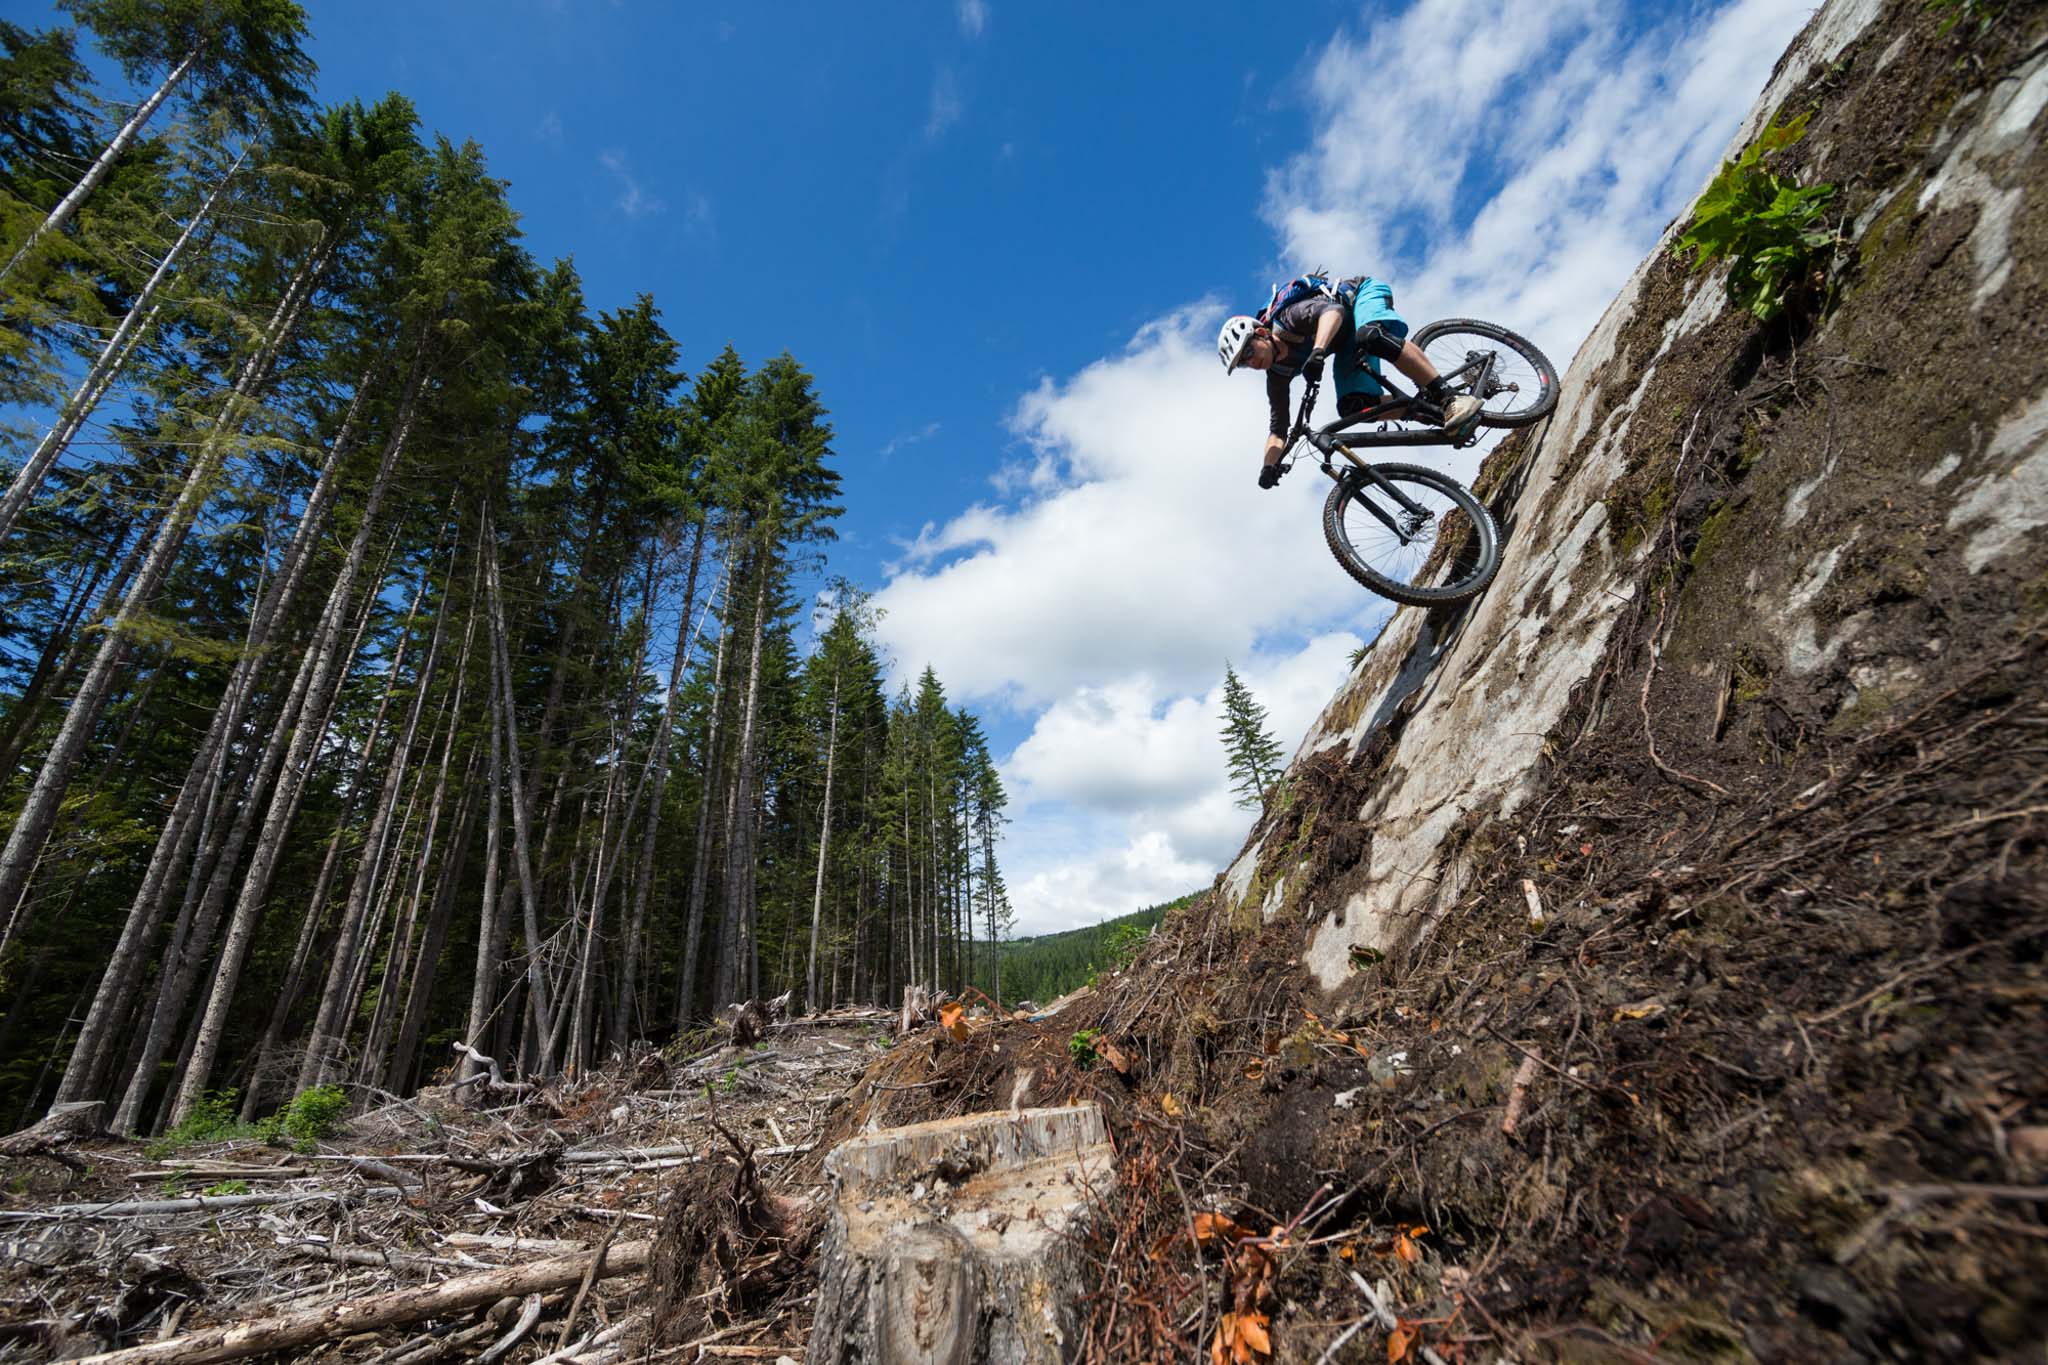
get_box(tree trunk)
[676,557,734,1026]
[714,562,771,1009]
[300,564,451,1090]
[363,589,482,1090]
[387,766,480,1093]
[0,48,197,284]
[810,1106,1113,1364]
[608,517,711,1046]
[805,676,840,1013]
[482,517,555,1071]
[460,676,508,1084]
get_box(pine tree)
[1219,663,1285,811]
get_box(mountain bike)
[1276,318,1558,606]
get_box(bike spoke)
[1338,480,1466,588]
[1420,337,1545,418]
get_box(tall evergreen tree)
[1220,663,1285,811]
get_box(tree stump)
[810,1104,1114,1364]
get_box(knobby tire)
[1411,317,1559,428]
[1322,462,1502,606]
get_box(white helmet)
[1217,314,1260,373]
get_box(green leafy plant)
[1068,1027,1102,1070]
[1927,0,2003,38]
[202,1180,250,1197]
[158,1173,186,1197]
[1674,113,1839,322]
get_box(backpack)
[1257,271,1362,339]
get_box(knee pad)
[1355,322,1405,363]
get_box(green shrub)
[1068,1028,1101,1070]
[202,1180,250,1197]
[1674,113,1838,322]
[146,1085,348,1157]
[156,1090,261,1150]
[265,1084,348,1146]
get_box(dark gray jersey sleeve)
[1268,369,1290,437]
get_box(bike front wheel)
[1322,462,1502,606]
[1411,318,1558,428]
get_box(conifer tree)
[1220,663,1285,811]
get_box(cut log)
[810,1104,1114,1365]
[72,1241,649,1364]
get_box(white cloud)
[957,0,988,38]
[999,636,1362,932]
[877,0,1811,935]
[1264,0,1810,352]
[598,149,665,219]
[880,421,941,457]
[537,110,564,147]
[927,67,964,140]
[874,309,1388,709]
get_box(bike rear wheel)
[1322,462,1502,606]
[1412,318,1558,428]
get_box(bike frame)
[1280,346,1502,539]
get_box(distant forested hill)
[994,893,1198,1005]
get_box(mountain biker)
[1218,277,1482,489]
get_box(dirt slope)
[830,1,2048,1358]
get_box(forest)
[994,895,1188,1005]
[0,1,1016,1134]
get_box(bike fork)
[1328,452,1433,541]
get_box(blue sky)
[43,0,1815,934]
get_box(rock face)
[1218,0,2048,992]
[809,1105,1114,1364]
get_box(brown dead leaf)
[937,1001,968,1041]
[1192,1211,1249,1246]
[1387,1325,1414,1362]
[1238,1311,1272,1355]
[1394,1233,1419,1264]
[1098,1038,1130,1074]
[1160,1092,1184,1118]
[1243,1059,1266,1081]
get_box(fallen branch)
[476,1293,543,1365]
[0,1186,406,1221]
[75,1241,650,1364]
